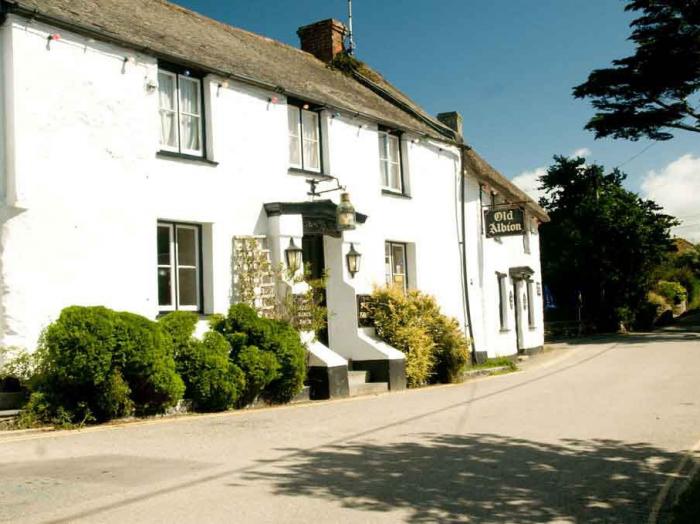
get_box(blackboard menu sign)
[357,294,376,327]
[293,294,314,331]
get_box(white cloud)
[641,153,700,242]
[512,167,547,203]
[570,147,591,158]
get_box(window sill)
[288,167,332,179]
[381,189,411,199]
[157,151,219,166]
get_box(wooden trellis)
[232,235,276,317]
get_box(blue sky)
[176,0,700,238]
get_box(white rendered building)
[0,0,548,396]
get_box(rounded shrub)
[158,311,199,355]
[29,306,184,424]
[372,286,470,386]
[177,331,245,412]
[212,304,306,404]
[234,345,279,406]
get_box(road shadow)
[245,433,683,523]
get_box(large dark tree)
[574,0,700,140]
[539,156,678,330]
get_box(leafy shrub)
[28,306,184,424]
[158,311,199,355]
[235,345,279,406]
[112,312,184,415]
[0,347,36,392]
[656,280,687,305]
[371,286,470,386]
[211,304,306,404]
[176,331,245,412]
[159,312,244,412]
[393,325,435,387]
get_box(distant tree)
[539,156,678,330]
[573,0,700,140]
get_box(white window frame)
[158,69,204,157]
[379,131,403,192]
[157,222,201,312]
[288,104,322,173]
[385,241,408,293]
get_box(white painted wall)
[0,14,544,363]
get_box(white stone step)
[348,370,369,386]
[349,382,389,397]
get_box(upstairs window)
[158,67,204,157]
[379,130,402,192]
[288,103,321,173]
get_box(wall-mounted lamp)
[284,238,303,273]
[336,192,357,231]
[346,243,362,278]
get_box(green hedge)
[159,312,244,412]
[29,306,184,424]
[212,304,306,404]
[372,286,470,387]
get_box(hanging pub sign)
[484,207,525,238]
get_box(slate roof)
[4,0,548,219]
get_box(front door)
[302,234,329,346]
[513,280,524,353]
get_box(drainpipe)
[460,146,477,363]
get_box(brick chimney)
[297,19,347,63]
[437,111,463,140]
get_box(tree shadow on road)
[246,433,683,523]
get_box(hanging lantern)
[336,192,356,231]
[346,243,362,278]
[284,238,303,272]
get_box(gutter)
[1,1,456,144]
[459,145,478,363]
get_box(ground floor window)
[497,273,508,330]
[157,222,202,312]
[385,241,408,292]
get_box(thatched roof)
[464,149,549,222]
[5,0,548,219]
[7,0,455,140]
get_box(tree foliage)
[574,0,700,140]
[539,156,678,330]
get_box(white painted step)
[348,370,369,386]
[349,382,389,397]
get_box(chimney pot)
[437,111,463,140]
[297,19,347,63]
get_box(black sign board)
[293,294,314,331]
[357,294,376,328]
[484,208,525,238]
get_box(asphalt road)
[1,328,699,523]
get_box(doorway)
[512,279,524,353]
[302,234,329,346]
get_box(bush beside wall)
[372,286,470,387]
